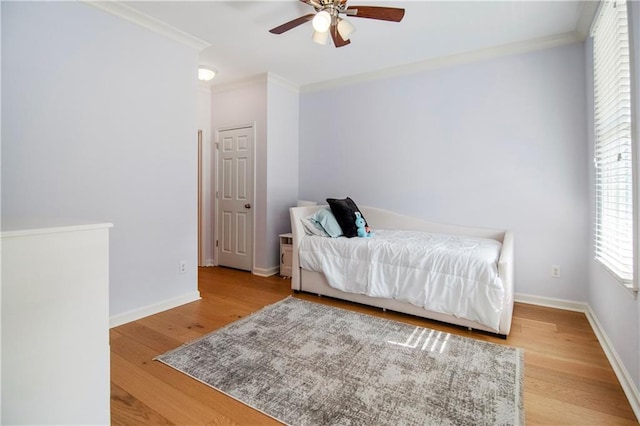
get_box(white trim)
[1,222,113,238]
[205,258,215,267]
[211,73,269,94]
[208,71,300,95]
[590,0,606,36]
[516,292,640,422]
[109,291,201,328]
[514,292,587,312]
[301,32,584,93]
[252,266,279,277]
[630,0,640,298]
[267,73,300,94]
[82,1,210,51]
[584,305,640,422]
[576,1,599,39]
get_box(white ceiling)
[118,1,596,89]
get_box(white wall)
[1,1,200,318]
[211,77,268,271]
[299,42,589,302]
[2,224,111,425]
[210,74,299,274]
[585,2,640,394]
[266,75,300,268]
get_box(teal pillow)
[301,217,331,237]
[309,208,343,238]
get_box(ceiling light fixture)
[312,29,330,45]
[312,10,331,32]
[310,6,355,45]
[337,18,355,40]
[269,0,404,48]
[198,67,216,81]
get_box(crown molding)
[301,31,584,93]
[267,73,300,93]
[576,0,599,39]
[82,1,210,51]
[210,73,270,94]
[210,73,300,94]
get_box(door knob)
[244,203,251,209]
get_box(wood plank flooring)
[110,267,639,425]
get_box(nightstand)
[279,233,293,278]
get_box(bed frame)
[290,205,515,336]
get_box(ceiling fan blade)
[346,6,405,22]
[330,23,351,48]
[269,14,314,34]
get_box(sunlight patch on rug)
[155,297,524,425]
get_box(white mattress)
[299,229,505,331]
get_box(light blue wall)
[266,77,300,266]
[1,1,200,317]
[299,43,589,303]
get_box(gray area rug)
[155,297,524,425]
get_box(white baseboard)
[252,266,279,277]
[198,263,277,276]
[515,292,640,422]
[514,292,588,312]
[584,305,640,421]
[109,291,201,328]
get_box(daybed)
[289,204,515,337]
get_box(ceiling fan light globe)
[337,18,355,40]
[312,10,331,32]
[312,29,330,45]
[198,67,216,81]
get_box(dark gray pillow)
[326,197,367,238]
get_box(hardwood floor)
[111,267,639,425]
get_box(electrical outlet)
[179,261,187,274]
[551,265,560,278]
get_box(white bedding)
[299,229,505,331]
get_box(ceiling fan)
[269,0,405,48]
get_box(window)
[591,0,636,289]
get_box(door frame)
[197,130,204,267]
[213,123,257,272]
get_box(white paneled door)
[217,125,254,271]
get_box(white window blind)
[592,0,635,286]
